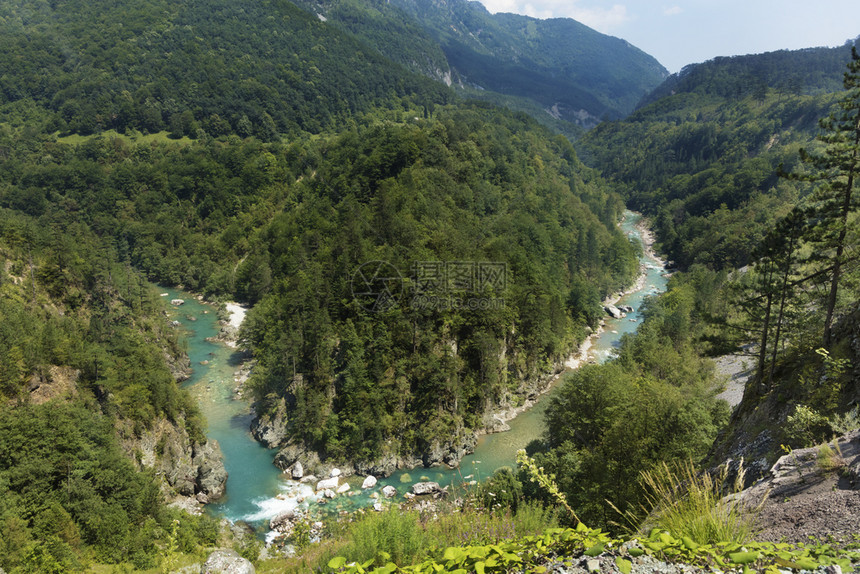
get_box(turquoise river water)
[161,211,669,532]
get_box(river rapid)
[161,210,669,535]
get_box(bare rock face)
[354,453,399,477]
[121,416,227,503]
[202,549,255,574]
[250,398,289,449]
[729,430,860,544]
[421,432,478,468]
[194,440,228,501]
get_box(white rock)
[411,481,441,495]
[323,488,336,499]
[330,468,341,478]
[290,461,304,480]
[381,485,397,498]
[171,299,185,306]
[336,483,351,494]
[361,475,378,489]
[202,549,255,574]
[316,476,339,491]
[373,502,384,512]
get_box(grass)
[630,459,762,545]
[55,129,195,146]
[817,441,847,473]
[258,499,558,573]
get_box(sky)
[473,0,860,73]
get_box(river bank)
[485,213,658,434]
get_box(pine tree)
[794,46,860,346]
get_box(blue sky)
[474,0,860,73]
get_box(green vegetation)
[578,44,859,272]
[266,497,558,573]
[1,0,859,569]
[241,104,639,467]
[580,42,860,470]
[320,520,860,573]
[0,0,451,137]
[521,269,730,531]
[0,211,221,570]
[0,0,650,564]
[632,460,759,545]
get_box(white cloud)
[478,0,630,33]
[479,0,522,14]
[664,5,683,16]
[565,4,628,32]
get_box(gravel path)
[712,352,753,408]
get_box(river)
[161,210,669,531]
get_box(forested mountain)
[0,0,451,137]
[0,0,645,566]
[640,42,856,107]
[578,43,859,271]
[4,0,858,567]
[290,0,668,133]
[241,105,638,473]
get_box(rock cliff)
[119,415,228,509]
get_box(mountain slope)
[289,0,668,131]
[0,0,452,137]
[578,43,857,271]
[0,208,225,569]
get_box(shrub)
[785,404,831,448]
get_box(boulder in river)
[361,475,377,489]
[604,304,624,319]
[171,299,185,306]
[381,485,397,498]
[411,481,441,495]
[316,476,339,491]
[270,509,300,535]
[290,461,304,480]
